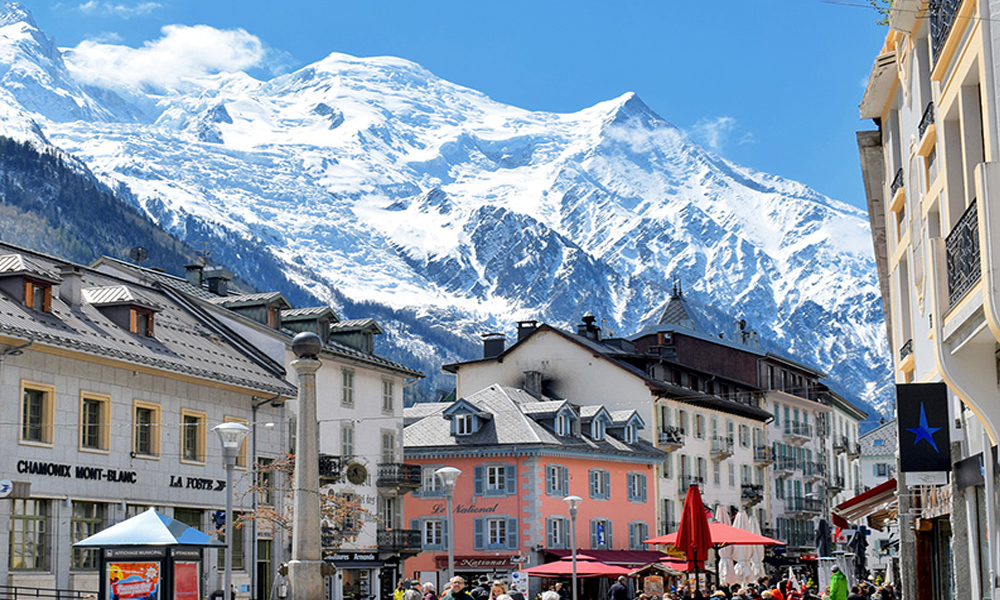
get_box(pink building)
[402,384,665,591]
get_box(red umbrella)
[522,554,632,578]
[644,522,785,547]
[674,485,712,571]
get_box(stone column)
[950,441,972,600]
[897,470,917,600]
[288,333,325,600]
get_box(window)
[10,499,48,570]
[456,413,473,435]
[590,518,612,549]
[487,518,507,547]
[20,382,54,445]
[625,424,637,443]
[80,393,110,452]
[173,508,202,530]
[133,401,161,458]
[71,502,105,570]
[486,465,507,494]
[130,308,155,337]
[224,416,248,468]
[341,369,355,407]
[739,424,750,447]
[728,464,735,488]
[219,511,246,571]
[627,472,647,503]
[546,517,568,549]
[421,466,443,496]
[180,409,206,463]
[556,413,571,436]
[589,469,610,500]
[473,516,518,550]
[629,522,649,550]
[381,430,396,463]
[678,410,688,435]
[876,463,889,477]
[546,464,568,496]
[774,401,780,425]
[422,519,444,548]
[24,279,51,312]
[257,457,274,506]
[694,414,705,439]
[592,418,606,440]
[341,422,355,457]
[713,462,721,486]
[381,379,394,413]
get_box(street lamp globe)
[435,466,461,490]
[213,422,249,453]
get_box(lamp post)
[563,495,582,600]
[435,467,462,576]
[213,421,250,600]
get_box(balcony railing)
[786,531,814,549]
[741,484,764,505]
[377,528,422,553]
[918,102,935,138]
[710,435,734,459]
[847,443,861,459]
[829,475,845,493]
[804,461,826,479]
[679,475,705,494]
[930,0,962,62]
[784,422,813,439]
[890,167,905,197]
[377,463,421,490]
[659,426,684,448]
[753,445,774,464]
[833,436,848,455]
[946,199,980,307]
[786,496,823,515]
[900,339,913,361]
[774,457,796,473]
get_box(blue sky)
[31,0,888,210]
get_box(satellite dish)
[129,247,148,266]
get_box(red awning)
[522,554,632,578]
[832,478,897,530]
[645,522,784,547]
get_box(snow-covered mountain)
[0,3,891,417]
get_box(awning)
[832,478,897,531]
[546,549,668,568]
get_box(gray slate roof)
[0,253,61,282]
[82,285,160,310]
[0,244,295,397]
[282,306,339,320]
[330,318,382,333]
[404,384,665,462]
[860,419,897,456]
[209,292,290,309]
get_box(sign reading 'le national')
[897,382,951,473]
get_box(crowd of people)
[392,566,897,600]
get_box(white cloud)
[64,24,267,92]
[689,116,737,153]
[76,1,162,18]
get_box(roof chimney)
[577,313,601,341]
[482,332,506,359]
[523,371,542,395]
[58,265,82,308]
[184,263,204,287]
[203,268,233,296]
[517,320,539,341]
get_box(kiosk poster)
[173,562,200,600]
[108,561,160,600]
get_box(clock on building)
[345,462,368,485]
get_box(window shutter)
[589,470,597,498]
[505,464,516,495]
[443,518,449,548]
[546,517,554,548]
[23,280,32,306]
[147,313,154,337]
[629,523,636,550]
[545,466,553,494]
[474,517,484,550]
[474,465,484,495]
[641,474,647,502]
[606,520,613,549]
[561,467,569,496]
[42,288,51,312]
[507,517,518,549]
[603,470,611,499]
[411,519,421,547]
[590,519,597,549]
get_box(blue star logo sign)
[907,403,942,452]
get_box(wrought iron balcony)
[753,445,774,464]
[710,435,734,459]
[833,436,848,455]
[786,531,814,549]
[659,426,684,449]
[890,167,905,197]
[786,496,822,515]
[930,0,962,62]
[773,457,796,475]
[847,443,861,459]
[784,422,813,441]
[741,484,764,506]
[377,462,421,490]
[828,475,845,494]
[678,475,705,494]
[900,339,913,361]
[377,528,422,554]
[804,461,826,480]
[918,102,935,138]
[946,199,980,307]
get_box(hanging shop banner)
[897,382,951,473]
[107,561,160,600]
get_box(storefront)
[326,551,383,600]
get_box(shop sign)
[327,552,379,562]
[16,460,138,484]
[431,502,500,515]
[434,555,516,569]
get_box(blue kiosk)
[74,508,225,600]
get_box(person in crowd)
[395,580,409,600]
[470,577,491,600]
[508,584,524,600]
[555,582,569,600]
[609,576,631,600]
[489,581,507,600]
[449,577,473,600]
[423,582,438,600]
[403,582,422,600]
[542,591,561,600]
[827,566,848,600]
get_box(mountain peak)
[599,91,671,130]
[0,2,37,28]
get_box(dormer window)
[592,419,606,441]
[131,308,155,337]
[556,414,571,436]
[24,279,52,312]
[625,424,637,444]
[456,414,473,435]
